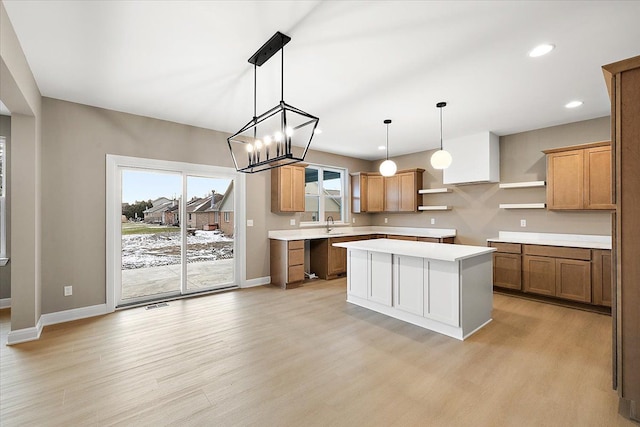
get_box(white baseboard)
[6,317,43,345]
[40,304,108,327]
[0,298,10,309]
[241,276,270,288]
[6,304,108,345]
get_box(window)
[302,164,346,224]
[224,212,230,223]
[0,137,6,261]
[214,212,219,223]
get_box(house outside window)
[0,137,6,261]
[302,164,346,224]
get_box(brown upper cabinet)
[544,141,613,210]
[271,164,307,213]
[351,169,423,213]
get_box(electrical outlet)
[352,217,356,224]
[247,219,254,227]
[64,285,73,297]
[430,218,435,225]
[384,217,388,224]
[290,218,296,226]
[520,219,527,227]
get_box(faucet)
[326,215,334,233]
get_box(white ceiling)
[3,1,640,160]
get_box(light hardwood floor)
[0,279,636,426]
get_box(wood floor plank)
[0,279,635,426]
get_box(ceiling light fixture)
[565,100,584,109]
[227,32,319,173]
[430,102,452,170]
[379,119,397,177]
[529,43,555,58]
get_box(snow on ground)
[122,230,233,269]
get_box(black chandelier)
[227,32,319,173]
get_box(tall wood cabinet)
[603,55,640,421]
[271,164,306,213]
[544,141,613,210]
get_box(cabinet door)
[584,145,614,209]
[493,252,522,290]
[369,252,392,306]
[547,149,584,210]
[523,255,556,296]
[425,260,459,327]
[347,249,368,299]
[384,175,400,212]
[367,175,385,212]
[394,255,424,316]
[398,172,417,212]
[556,258,591,303]
[291,165,306,212]
[592,249,612,307]
[271,165,305,213]
[328,241,347,276]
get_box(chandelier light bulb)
[379,159,397,177]
[263,136,272,145]
[246,143,254,152]
[255,140,263,149]
[274,131,283,142]
[285,126,294,137]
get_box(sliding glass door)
[108,156,242,308]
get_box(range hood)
[442,132,500,185]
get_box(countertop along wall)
[370,116,612,245]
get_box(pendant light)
[430,102,452,170]
[379,119,397,177]
[227,32,319,173]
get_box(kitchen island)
[333,239,496,340]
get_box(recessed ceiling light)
[378,145,386,150]
[314,128,322,134]
[529,44,555,58]
[565,100,583,109]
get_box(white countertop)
[268,226,456,241]
[487,231,611,250]
[333,238,495,262]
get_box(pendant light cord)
[281,44,284,102]
[386,122,390,160]
[439,106,443,151]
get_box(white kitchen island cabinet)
[335,239,496,340]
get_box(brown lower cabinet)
[310,235,371,279]
[270,239,305,289]
[490,241,610,306]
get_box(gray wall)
[371,116,612,245]
[0,115,10,299]
[40,98,372,314]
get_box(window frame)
[224,212,230,223]
[300,163,348,226]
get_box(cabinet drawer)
[490,242,522,254]
[288,248,304,266]
[288,240,304,250]
[523,244,591,261]
[288,265,305,282]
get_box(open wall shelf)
[418,188,452,194]
[418,205,452,211]
[499,181,546,189]
[499,203,546,209]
